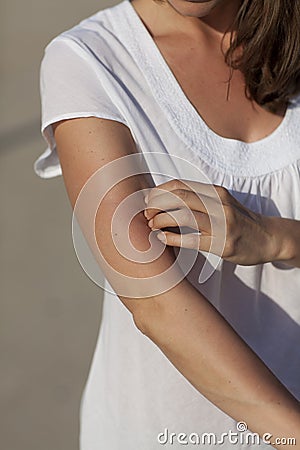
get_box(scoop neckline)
[125,0,292,145]
[107,0,300,176]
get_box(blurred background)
[1,1,118,449]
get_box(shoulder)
[42,0,128,67]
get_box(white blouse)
[35,1,300,448]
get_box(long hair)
[226,0,300,112]
[155,0,300,112]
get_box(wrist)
[263,215,296,264]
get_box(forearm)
[55,116,300,448]
[137,281,300,448]
[265,215,300,268]
[95,198,300,447]
[88,186,300,447]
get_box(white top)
[35,1,300,448]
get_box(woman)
[34,0,300,448]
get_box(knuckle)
[184,209,196,227]
[152,215,159,228]
[190,233,201,248]
[215,185,229,201]
[153,213,165,228]
[170,179,182,191]
[173,189,188,202]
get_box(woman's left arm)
[264,215,300,268]
[144,179,300,268]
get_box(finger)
[146,179,224,203]
[149,208,211,234]
[156,230,213,252]
[145,190,214,220]
[146,180,195,202]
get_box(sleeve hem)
[41,111,128,137]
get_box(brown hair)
[155,0,300,112]
[226,0,300,112]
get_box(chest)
[154,37,286,143]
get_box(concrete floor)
[1,1,118,449]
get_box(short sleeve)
[34,37,128,178]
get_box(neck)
[131,0,241,41]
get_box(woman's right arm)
[53,116,300,449]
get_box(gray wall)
[1,1,118,449]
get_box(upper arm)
[53,117,186,322]
[39,38,199,333]
[53,116,143,206]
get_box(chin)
[167,0,222,17]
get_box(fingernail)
[157,232,166,243]
[148,219,154,228]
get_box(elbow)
[133,308,155,337]
[132,310,149,336]
[124,297,162,338]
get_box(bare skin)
[131,0,300,267]
[52,0,300,448]
[144,179,300,268]
[54,115,300,450]
[131,0,286,143]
